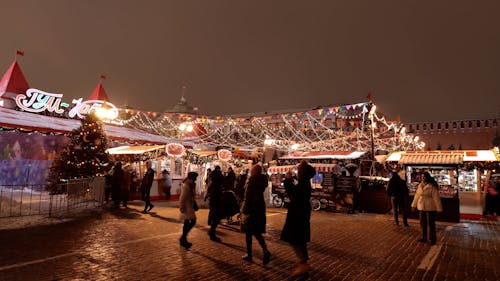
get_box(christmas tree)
[48,114,110,191]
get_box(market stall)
[386,150,499,222]
[357,176,391,213]
[268,162,360,212]
[0,107,172,186]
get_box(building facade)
[406,118,500,150]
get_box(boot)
[179,237,192,249]
[263,250,271,265]
[209,225,221,242]
[242,254,252,262]
[292,263,310,276]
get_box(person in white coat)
[411,172,443,245]
[179,172,199,249]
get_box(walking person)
[111,162,124,209]
[207,165,224,242]
[104,162,114,204]
[121,163,132,207]
[161,170,172,200]
[179,172,199,249]
[387,170,409,226]
[240,164,271,265]
[281,160,316,276]
[140,160,155,213]
[224,166,236,191]
[235,169,249,203]
[484,173,500,217]
[411,172,442,245]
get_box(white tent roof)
[386,150,498,164]
[0,107,171,144]
[107,145,165,155]
[280,151,366,160]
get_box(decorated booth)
[0,59,171,186]
[387,150,499,222]
[268,151,366,212]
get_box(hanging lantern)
[217,149,232,161]
[166,143,185,157]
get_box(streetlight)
[178,122,194,133]
[94,103,118,120]
[178,122,194,144]
[176,122,194,179]
[368,105,377,161]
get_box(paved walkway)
[0,201,498,281]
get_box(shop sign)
[15,88,118,119]
[335,176,356,193]
[217,149,232,161]
[166,143,185,158]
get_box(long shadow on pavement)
[105,207,144,220]
[188,249,261,280]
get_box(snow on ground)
[0,188,102,230]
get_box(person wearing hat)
[207,165,224,242]
[179,172,199,249]
[281,160,316,276]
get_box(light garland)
[117,102,425,153]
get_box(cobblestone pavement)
[0,201,499,281]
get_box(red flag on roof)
[366,91,372,101]
[16,50,24,56]
[89,83,110,102]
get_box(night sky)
[1,0,499,122]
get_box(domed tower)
[164,85,196,114]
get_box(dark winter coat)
[387,173,409,198]
[224,170,236,191]
[140,168,155,201]
[111,167,123,201]
[207,169,224,219]
[280,164,316,244]
[240,174,268,234]
[235,173,248,201]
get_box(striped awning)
[399,153,463,165]
[267,163,339,174]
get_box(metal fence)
[0,176,105,218]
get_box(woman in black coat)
[111,162,124,209]
[240,164,271,265]
[280,160,316,276]
[207,165,224,242]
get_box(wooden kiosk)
[386,150,499,222]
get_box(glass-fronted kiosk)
[406,166,460,222]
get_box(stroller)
[220,190,241,225]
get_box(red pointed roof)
[0,60,30,100]
[89,83,110,102]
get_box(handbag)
[193,200,199,211]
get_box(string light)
[115,101,425,152]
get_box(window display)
[406,166,458,198]
[458,169,477,192]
